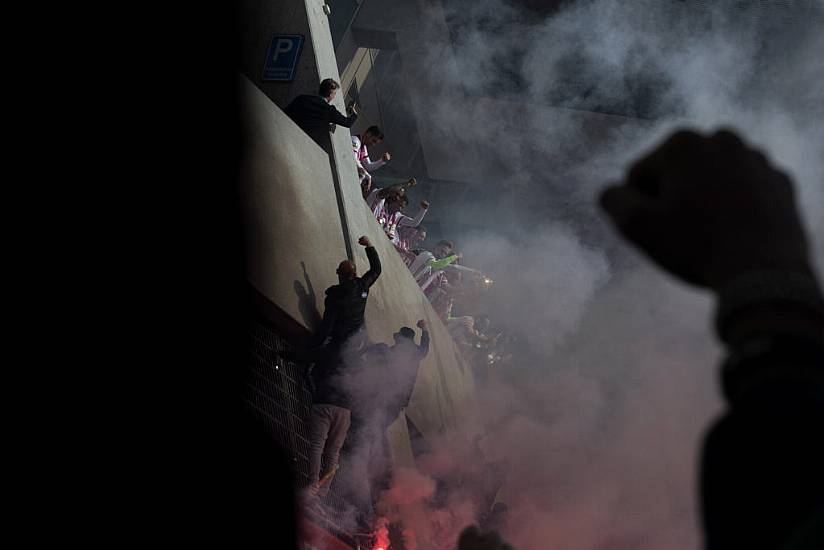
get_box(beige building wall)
[238,75,479,458]
[239,77,349,332]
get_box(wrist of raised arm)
[715,269,824,346]
[721,334,824,404]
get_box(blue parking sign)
[262,35,304,81]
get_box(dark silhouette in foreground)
[459,129,824,549]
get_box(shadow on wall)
[294,261,322,331]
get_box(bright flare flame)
[372,517,390,550]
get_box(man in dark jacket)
[284,77,358,146]
[342,320,430,529]
[314,235,381,349]
[304,235,381,509]
[384,319,430,421]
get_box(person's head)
[336,259,356,282]
[387,194,408,215]
[393,326,416,344]
[318,78,340,101]
[385,185,405,204]
[433,239,454,259]
[408,225,427,246]
[475,315,490,333]
[363,126,384,147]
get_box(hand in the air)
[600,129,811,289]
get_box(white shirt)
[366,187,386,218]
[352,135,387,173]
[383,207,427,244]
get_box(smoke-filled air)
[332,2,824,549]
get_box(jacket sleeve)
[444,263,481,275]
[397,207,427,228]
[362,155,386,172]
[360,246,382,288]
[427,254,459,271]
[315,293,337,345]
[418,330,430,359]
[700,277,824,550]
[283,97,299,120]
[328,104,357,128]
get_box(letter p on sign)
[262,34,304,81]
[272,38,293,62]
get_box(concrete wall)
[238,74,479,447]
[239,76,349,332]
[239,0,375,263]
[239,0,342,111]
[337,162,479,437]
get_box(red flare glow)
[372,517,390,550]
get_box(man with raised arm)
[600,130,824,549]
[457,129,824,550]
[345,320,430,531]
[352,125,391,197]
[366,177,417,217]
[315,235,381,349]
[380,195,429,245]
[303,235,382,513]
[284,78,358,146]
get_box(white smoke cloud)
[458,225,610,357]
[337,1,824,549]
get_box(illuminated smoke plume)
[343,1,824,549]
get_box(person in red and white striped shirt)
[352,126,390,197]
[380,195,428,245]
[365,178,416,218]
[396,225,428,266]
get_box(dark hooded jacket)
[383,330,429,423]
[316,246,381,346]
[312,246,381,407]
[349,330,430,427]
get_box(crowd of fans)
[355,159,515,385]
[284,77,516,540]
[284,233,432,536]
[284,79,824,550]
[364,178,517,386]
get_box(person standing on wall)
[303,235,381,513]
